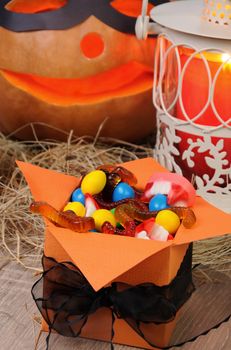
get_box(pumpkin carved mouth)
[0,61,153,105]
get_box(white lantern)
[136,0,231,213]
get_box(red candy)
[85,193,99,217]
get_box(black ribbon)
[32,245,196,349]
[0,0,170,33]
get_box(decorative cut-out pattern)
[203,0,231,25]
[155,116,231,213]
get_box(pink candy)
[142,172,196,207]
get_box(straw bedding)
[0,128,230,272]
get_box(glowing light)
[221,53,231,63]
[179,47,231,65]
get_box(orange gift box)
[17,158,231,349]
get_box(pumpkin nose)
[80,33,105,59]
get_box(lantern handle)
[135,0,162,39]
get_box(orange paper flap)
[48,225,171,291]
[16,160,79,208]
[175,196,231,245]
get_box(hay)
[0,130,230,272]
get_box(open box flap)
[16,160,80,208]
[174,196,231,245]
[47,224,171,291]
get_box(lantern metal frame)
[136,0,231,213]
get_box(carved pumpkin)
[0,0,169,141]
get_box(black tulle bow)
[32,246,195,349]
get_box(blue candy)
[71,188,85,205]
[149,193,169,211]
[112,182,135,202]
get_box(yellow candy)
[155,209,180,234]
[63,202,86,217]
[92,209,116,232]
[81,170,107,195]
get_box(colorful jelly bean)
[81,170,107,195]
[110,208,123,228]
[63,202,86,217]
[155,209,180,235]
[149,193,169,211]
[71,188,85,205]
[92,209,116,232]
[112,182,135,202]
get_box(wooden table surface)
[0,258,230,350]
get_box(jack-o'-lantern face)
[0,0,169,140]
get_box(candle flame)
[221,53,231,64]
[221,53,231,71]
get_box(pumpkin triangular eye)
[5,0,67,14]
[111,0,154,18]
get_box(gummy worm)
[101,201,148,237]
[114,202,196,229]
[102,221,137,237]
[93,195,147,210]
[97,164,137,187]
[93,193,132,209]
[30,201,95,232]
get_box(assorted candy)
[63,202,86,217]
[142,172,196,207]
[85,194,99,217]
[30,165,197,241]
[71,188,85,205]
[81,170,107,195]
[148,193,169,211]
[155,210,180,235]
[112,182,135,202]
[92,209,116,232]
